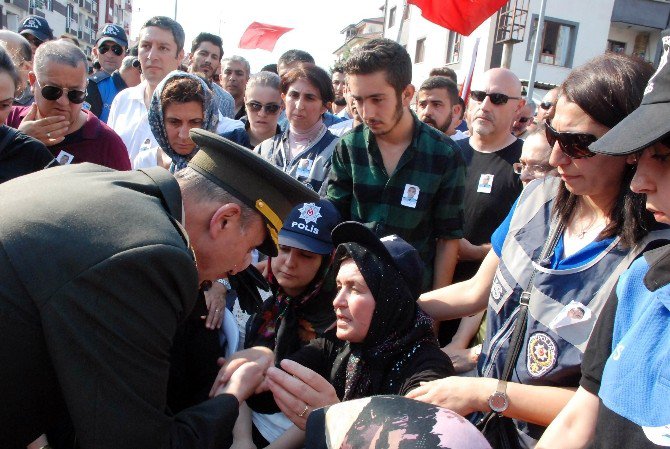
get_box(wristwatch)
[487,380,509,413]
[217,278,232,289]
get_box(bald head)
[0,30,33,93]
[469,68,525,144]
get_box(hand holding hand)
[215,360,266,404]
[209,347,274,397]
[18,104,69,146]
[266,359,339,430]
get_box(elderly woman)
[256,64,339,192]
[222,71,283,149]
[537,37,670,449]
[408,52,670,447]
[133,71,219,171]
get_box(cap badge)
[104,25,119,36]
[298,203,321,224]
[25,18,39,29]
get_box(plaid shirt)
[325,113,465,286]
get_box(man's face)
[189,41,221,80]
[470,71,523,139]
[29,61,87,127]
[417,88,454,133]
[348,71,410,137]
[511,104,534,137]
[222,60,249,99]
[138,26,184,85]
[332,71,346,106]
[21,33,42,54]
[537,89,558,124]
[93,40,126,74]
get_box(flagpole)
[526,0,548,102]
[461,37,480,106]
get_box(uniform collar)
[643,242,670,292]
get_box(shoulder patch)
[527,332,558,378]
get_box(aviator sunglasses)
[35,80,87,104]
[540,101,554,110]
[98,43,124,56]
[545,120,598,159]
[470,90,521,105]
[246,101,281,115]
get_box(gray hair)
[246,71,280,93]
[174,167,258,228]
[221,55,250,76]
[120,56,137,71]
[34,40,87,76]
[142,16,185,54]
[0,46,20,92]
[0,30,32,63]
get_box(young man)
[221,55,250,119]
[107,16,185,164]
[326,38,465,291]
[416,76,462,138]
[86,24,130,122]
[188,32,235,119]
[6,40,130,170]
[331,64,348,116]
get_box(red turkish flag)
[408,0,507,36]
[238,22,293,51]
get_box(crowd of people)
[0,11,668,449]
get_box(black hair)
[429,66,457,84]
[278,49,314,66]
[190,32,223,61]
[419,76,459,107]
[281,64,334,105]
[142,16,185,55]
[344,38,411,96]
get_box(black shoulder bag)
[476,219,564,449]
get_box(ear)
[452,102,463,118]
[321,102,330,115]
[402,84,415,107]
[515,98,526,114]
[188,51,194,64]
[177,49,185,63]
[208,203,243,239]
[92,47,99,58]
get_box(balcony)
[611,0,670,30]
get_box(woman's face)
[0,71,16,124]
[245,85,282,136]
[163,100,204,155]
[630,142,670,225]
[271,245,323,297]
[548,97,627,204]
[333,259,375,343]
[283,78,327,132]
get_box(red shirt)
[7,106,131,171]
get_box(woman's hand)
[209,347,274,397]
[202,280,227,329]
[406,376,494,416]
[266,359,340,430]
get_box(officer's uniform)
[85,70,128,123]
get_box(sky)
[132,0,385,72]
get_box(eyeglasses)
[545,120,598,159]
[518,117,532,124]
[540,101,554,110]
[470,90,521,105]
[35,79,87,104]
[246,101,281,115]
[98,44,124,56]
[513,161,554,175]
[131,58,142,73]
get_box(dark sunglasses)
[518,117,532,123]
[98,44,124,56]
[470,90,521,105]
[35,80,87,104]
[540,101,554,110]
[131,58,142,73]
[246,101,281,115]
[545,120,598,159]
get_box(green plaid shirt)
[326,113,465,286]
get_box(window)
[446,31,461,64]
[389,6,396,28]
[608,40,626,54]
[526,16,578,68]
[415,38,426,63]
[66,4,74,30]
[46,0,53,11]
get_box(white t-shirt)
[108,81,154,165]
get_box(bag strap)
[499,218,564,381]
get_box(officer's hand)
[18,104,69,146]
[209,347,274,397]
[202,281,226,329]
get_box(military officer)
[0,131,318,449]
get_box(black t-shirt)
[581,265,667,449]
[0,125,55,184]
[453,138,523,281]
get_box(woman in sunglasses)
[221,71,283,150]
[134,71,218,171]
[256,64,339,192]
[409,52,670,447]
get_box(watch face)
[488,392,508,412]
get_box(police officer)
[86,24,129,122]
[18,15,53,54]
[0,131,319,448]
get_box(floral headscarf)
[148,70,219,172]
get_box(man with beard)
[221,55,250,119]
[188,32,235,118]
[331,64,348,117]
[417,76,462,138]
[326,38,466,292]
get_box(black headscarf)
[329,242,436,400]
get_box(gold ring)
[298,405,309,417]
